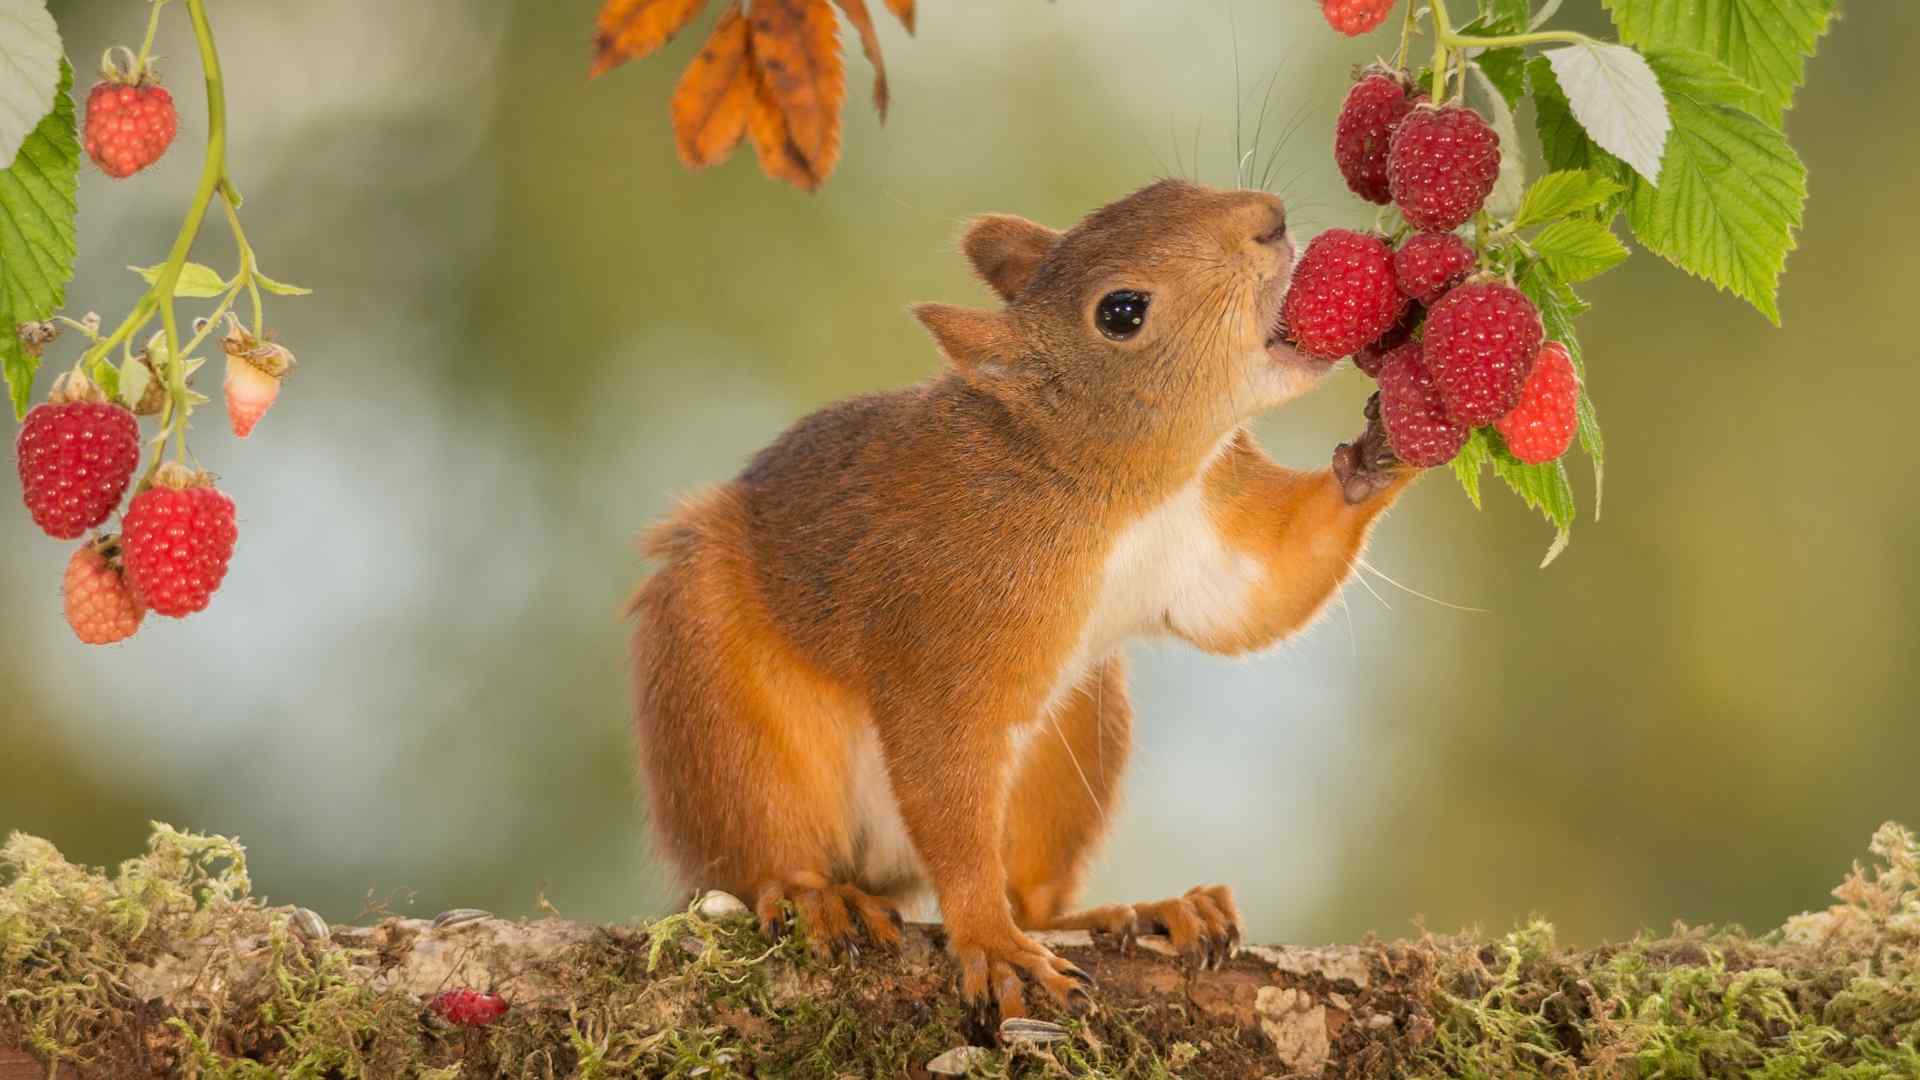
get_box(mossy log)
[2,825,1917,1078]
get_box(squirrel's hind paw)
[755,880,904,960]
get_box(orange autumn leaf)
[748,0,846,190]
[833,0,890,120]
[883,0,916,34]
[592,0,708,77]
[670,4,757,167]
[747,59,823,190]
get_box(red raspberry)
[1321,0,1395,36]
[1494,340,1579,463]
[121,464,238,618]
[1281,229,1407,360]
[1388,104,1501,232]
[429,989,509,1027]
[1334,72,1422,205]
[1352,304,1422,378]
[16,396,142,540]
[1422,281,1544,427]
[84,80,178,178]
[63,537,146,646]
[1394,232,1477,305]
[1377,344,1467,467]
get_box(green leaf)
[1625,48,1807,325]
[116,352,149,410]
[1602,0,1835,126]
[1451,427,1492,509]
[1519,261,1604,519]
[254,270,313,296]
[130,261,230,298]
[1487,431,1577,566]
[0,0,62,169]
[1476,0,1531,30]
[1474,49,1528,110]
[1513,170,1627,228]
[1528,59,1600,174]
[1530,219,1630,282]
[0,59,77,419]
[1468,64,1526,219]
[1543,41,1672,184]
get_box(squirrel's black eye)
[1095,290,1150,341]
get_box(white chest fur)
[1042,433,1266,716]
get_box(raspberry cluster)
[1279,66,1580,472]
[14,373,247,644]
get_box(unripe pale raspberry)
[16,397,142,540]
[1388,104,1501,232]
[63,538,146,645]
[121,464,238,618]
[1495,340,1579,463]
[1378,344,1468,467]
[1394,232,1478,305]
[1334,72,1422,205]
[1281,229,1407,360]
[1321,0,1395,36]
[84,80,179,178]
[1422,281,1544,427]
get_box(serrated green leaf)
[1531,219,1630,282]
[1514,170,1627,228]
[1602,0,1835,126]
[1529,59,1598,173]
[1626,49,1807,325]
[0,0,62,170]
[1451,427,1492,509]
[1544,42,1672,185]
[254,270,313,296]
[130,261,230,299]
[1519,261,1604,519]
[0,59,77,419]
[1487,430,1577,564]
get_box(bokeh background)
[5,0,1913,947]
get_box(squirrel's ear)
[913,303,1015,373]
[962,214,1061,302]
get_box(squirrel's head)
[916,180,1324,456]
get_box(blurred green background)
[4,1,1912,948]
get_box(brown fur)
[630,180,1415,1019]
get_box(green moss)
[3,822,1917,1077]
[1412,823,1920,1079]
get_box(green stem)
[221,195,264,335]
[1395,0,1418,70]
[133,0,170,75]
[1441,28,1593,51]
[1429,0,1452,101]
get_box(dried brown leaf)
[592,0,709,77]
[748,0,845,189]
[670,5,757,167]
[833,0,890,120]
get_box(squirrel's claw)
[1335,391,1408,505]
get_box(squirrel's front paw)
[951,923,1094,1026]
[1333,391,1408,504]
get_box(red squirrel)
[629,179,1415,1021]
